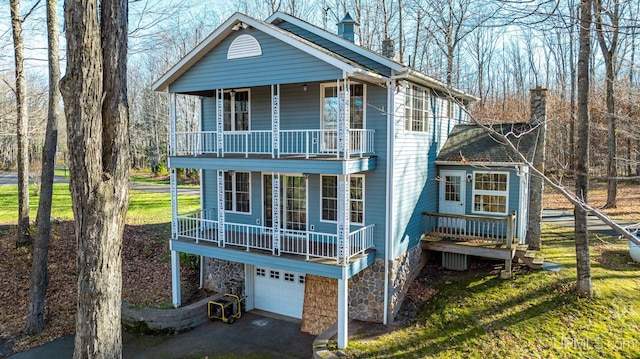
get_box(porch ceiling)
[170,238,376,279]
[169,155,377,175]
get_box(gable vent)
[227,34,262,60]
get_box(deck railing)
[175,209,375,263]
[422,211,517,245]
[172,129,375,158]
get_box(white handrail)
[172,129,374,158]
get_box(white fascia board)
[153,12,375,92]
[393,69,480,103]
[435,160,524,168]
[267,12,405,73]
[152,12,247,92]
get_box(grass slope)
[344,225,640,358]
[0,184,200,225]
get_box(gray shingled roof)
[436,123,540,164]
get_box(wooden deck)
[421,235,518,261]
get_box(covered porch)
[175,208,375,264]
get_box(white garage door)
[253,267,306,319]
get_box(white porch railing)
[175,209,375,263]
[172,129,375,158]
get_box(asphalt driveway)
[9,311,315,359]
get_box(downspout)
[383,79,395,325]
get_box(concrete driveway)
[9,311,315,359]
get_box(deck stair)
[514,244,544,269]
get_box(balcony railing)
[175,209,375,264]
[172,129,375,158]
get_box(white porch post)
[272,84,280,158]
[337,79,351,158]
[171,249,181,307]
[169,93,176,156]
[337,266,349,349]
[217,170,226,247]
[337,174,351,265]
[216,89,224,157]
[272,172,281,256]
[170,168,178,238]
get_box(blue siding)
[437,165,526,237]
[169,29,343,93]
[391,87,465,259]
[276,21,392,77]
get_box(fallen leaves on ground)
[0,221,198,355]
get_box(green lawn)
[0,184,200,225]
[342,225,640,358]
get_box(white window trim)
[319,174,365,226]
[224,88,251,131]
[224,171,252,214]
[404,83,431,134]
[261,173,309,231]
[471,170,509,215]
[319,81,366,130]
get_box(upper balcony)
[171,129,375,159]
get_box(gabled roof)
[152,12,388,92]
[267,12,478,103]
[436,123,539,165]
[152,12,479,103]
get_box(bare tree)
[60,0,130,357]
[593,0,620,208]
[25,0,60,335]
[575,0,593,297]
[10,0,32,246]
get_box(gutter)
[392,69,479,103]
[435,160,524,168]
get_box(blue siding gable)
[169,28,343,93]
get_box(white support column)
[337,266,349,349]
[217,170,226,247]
[271,84,280,158]
[196,96,203,156]
[337,79,351,158]
[171,249,181,308]
[170,168,178,238]
[337,174,350,265]
[272,173,281,256]
[169,93,177,156]
[216,89,224,157]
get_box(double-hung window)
[223,89,250,131]
[472,171,508,215]
[321,175,364,224]
[405,84,430,132]
[224,171,250,213]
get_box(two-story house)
[152,11,534,348]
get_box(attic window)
[227,34,262,60]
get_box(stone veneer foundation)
[202,257,245,295]
[201,244,425,333]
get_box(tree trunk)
[25,0,61,335]
[60,0,130,357]
[10,0,30,247]
[574,0,593,298]
[526,87,547,250]
[594,0,619,208]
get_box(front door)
[439,170,466,228]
